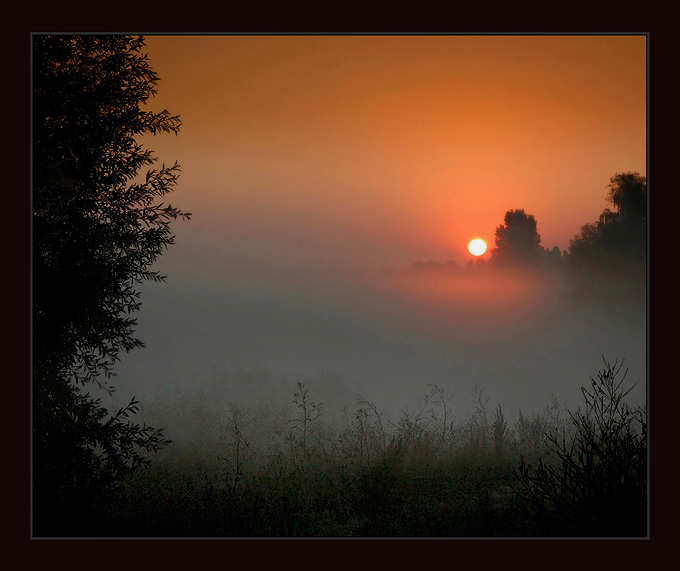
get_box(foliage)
[568,172,646,279]
[79,371,647,538]
[516,358,647,536]
[33,34,189,390]
[32,34,188,535]
[99,383,536,537]
[607,171,647,223]
[33,383,169,535]
[490,209,543,266]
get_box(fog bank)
[111,264,646,429]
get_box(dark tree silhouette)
[490,209,542,266]
[607,171,647,224]
[568,172,646,286]
[32,35,190,535]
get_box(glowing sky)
[110,35,647,418]
[139,34,646,279]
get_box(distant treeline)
[402,171,646,300]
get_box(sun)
[468,238,487,256]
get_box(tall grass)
[517,358,647,536]
[89,359,646,538]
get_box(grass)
[61,359,646,538]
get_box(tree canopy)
[606,171,647,224]
[490,209,543,266]
[32,34,190,535]
[569,172,646,275]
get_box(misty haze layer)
[112,265,646,427]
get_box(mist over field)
[111,261,646,432]
[32,34,648,538]
[106,33,646,440]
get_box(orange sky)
[139,34,646,277]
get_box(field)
[78,360,646,538]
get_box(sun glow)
[468,238,487,256]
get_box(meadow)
[88,359,646,538]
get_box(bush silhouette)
[517,357,647,536]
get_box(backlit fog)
[111,258,646,444]
[103,35,646,456]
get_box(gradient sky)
[112,34,647,419]
[139,34,646,279]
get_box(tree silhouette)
[490,209,542,267]
[568,172,646,283]
[607,171,647,224]
[32,35,190,535]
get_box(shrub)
[516,357,647,536]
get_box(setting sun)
[32,34,647,539]
[468,238,487,256]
